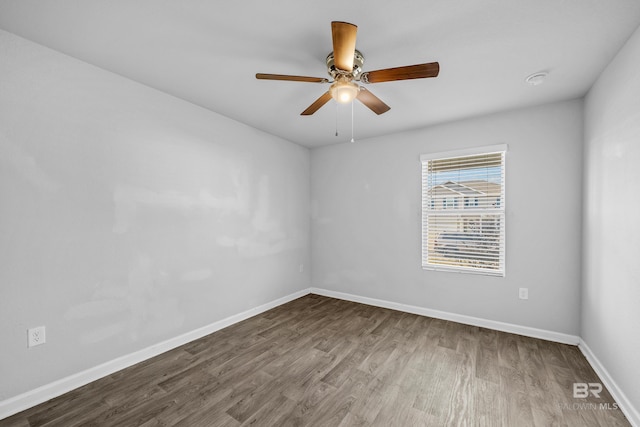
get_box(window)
[443,198,456,209]
[421,145,506,276]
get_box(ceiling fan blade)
[363,62,440,83]
[331,21,357,72]
[301,91,333,115]
[256,73,328,83]
[356,87,390,115]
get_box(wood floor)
[1,294,630,426]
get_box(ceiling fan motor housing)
[326,50,364,80]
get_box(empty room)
[1,1,639,426]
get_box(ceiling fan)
[256,21,439,116]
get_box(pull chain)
[335,102,339,137]
[350,101,355,143]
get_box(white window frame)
[421,144,507,276]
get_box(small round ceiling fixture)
[526,71,548,86]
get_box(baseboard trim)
[579,339,639,427]
[310,287,580,345]
[0,288,311,421]
[7,287,636,425]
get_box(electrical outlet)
[299,264,304,273]
[519,288,529,300]
[28,326,46,347]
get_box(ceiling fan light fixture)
[256,21,438,116]
[330,80,359,104]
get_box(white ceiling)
[1,1,639,148]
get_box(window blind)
[421,146,506,276]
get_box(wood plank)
[0,295,630,427]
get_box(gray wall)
[583,23,640,415]
[0,30,310,401]
[311,99,583,335]
[4,15,639,419]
